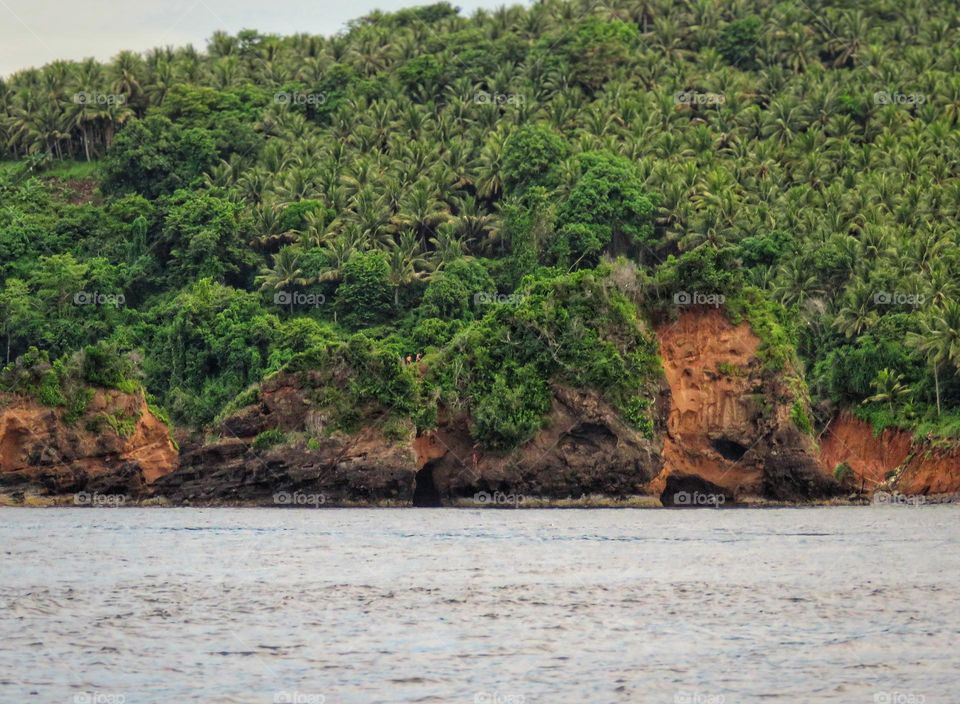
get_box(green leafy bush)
[833,462,853,482]
[335,251,394,329]
[252,429,286,450]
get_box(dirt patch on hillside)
[818,413,960,496]
[818,413,912,489]
[897,446,960,495]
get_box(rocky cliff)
[154,373,667,506]
[155,372,418,505]
[820,413,960,497]
[154,307,838,506]
[20,309,953,507]
[412,384,667,505]
[0,389,178,503]
[652,308,837,503]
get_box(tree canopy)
[2,0,960,441]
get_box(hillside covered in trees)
[2,0,960,453]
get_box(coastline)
[4,492,956,509]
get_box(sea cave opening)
[412,464,442,507]
[712,438,748,462]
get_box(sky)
[0,0,520,77]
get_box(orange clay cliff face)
[652,308,836,504]
[820,413,960,497]
[0,390,178,501]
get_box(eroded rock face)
[0,390,178,499]
[154,372,418,505]
[819,413,960,497]
[653,308,838,502]
[896,447,960,496]
[155,378,666,505]
[157,430,418,505]
[157,309,844,506]
[417,386,667,503]
[819,413,912,490]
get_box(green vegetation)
[833,462,853,483]
[2,0,960,448]
[252,429,286,450]
[1,343,141,409]
[100,409,141,438]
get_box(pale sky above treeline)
[1,0,520,77]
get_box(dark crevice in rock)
[413,463,442,507]
[712,438,748,461]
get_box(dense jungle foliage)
[2,0,960,446]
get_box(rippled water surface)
[2,507,959,703]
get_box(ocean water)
[1,506,958,704]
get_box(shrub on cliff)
[427,265,661,449]
[552,152,657,269]
[79,341,137,390]
[282,333,422,433]
[0,343,143,424]
[502,125,568,195]
[418,258,496,321]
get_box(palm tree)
[822,10,871,68]
[428,220,472,266]
[317,236,358,285]
[111,51,145,113]
[908,302,960,417]
[833,282,879,339]
[385,231,431,306]
[256,248,312,312]
[394,180,451,240]
[865,369,911,413]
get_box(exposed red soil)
[819,413,960,495]
[818,413,912,488]
[0,390,178,493]
[897,447,960,495]
[653,308,765,496]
